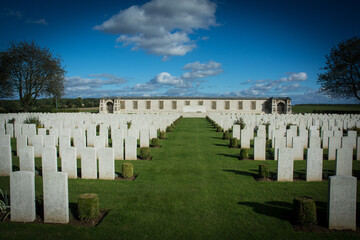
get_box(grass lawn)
[0,118,359,239]
[292,104,360,113]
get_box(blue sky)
[1,0,360,104]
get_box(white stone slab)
[81,148,97,179]
[0,134,10,146]
[112,132,124,160]
[328,136,341,160]
[274,136,286,161]
[28,135,43,158]
[254,137,266,160]
[59,135,70,158]
[292,137,304,160]
[240,129,250,149]
[125,136,137,160]
[42,147,58,173]
[328,175,357,230]
[10,171,35,222]
[61,147,77,179]
[86,126,96,147]
[277,148,294,182]
[43,135,56,147]
[306,148,323,181]
[19,146,35,173]
[98,148,115,180]
[335,148,353,176]
[309,136,321,149]
[0,145,11,176]
[232,124,240,139]
[43,172,69,224]
[140,129,150,148]
[16,135,27,157]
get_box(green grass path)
[0,118,359,239]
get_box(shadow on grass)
[217,153,239,159]
[214,143,229,147]
[223,169,256,177]
[237,201,292,222]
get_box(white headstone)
[125,136,137,160]
[0,145,12,176]
[81,148,97,179]
[43,135,56,148]
[28,135,43,158]
[43,172,69,224]
[306,148,323,181]
[19,146,35,173]
[0,134,10,146]
[274,136,286,161]
[10,171,35,222]
[335,148,353,176]
[254,137,266,160]
[139,129,150,148]
[16,135,27,157]
[112,129,124,160]
[232,125,240,139]
[61,147,77,179]
[277,148,294,182]
[98,148,115,180]
[42,147,58,173]
[292,137,304,160]
[240,129,250,149]
[309,136,321,149]
[328,136,341,160]
[328,175,357,230]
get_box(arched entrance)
[277,102,285,114]
[106,102,114,113]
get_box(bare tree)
[0,41,66,111]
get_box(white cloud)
[279,72,307,82]
[94,0,217,58]
[26,18,48,25]
[5,9,22,19]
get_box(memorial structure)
[99,97,292,115]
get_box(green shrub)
[266,139,272,148]
[23,117,42,129]
[234,117,246,130]
[223,131,230,140]
[166,126,173,132]
[216,126,223,132]
[160,131,166,139]
[293,196,317,226]
[171,123,175,128]
[78,193,99,220]
[140,147,151,160]
[266,148,274,160]
[229,138,238,148]
[122,163,134,178]
[127,121,132,129]
[239,149,249,160]
[151,138,161,147]
[259,164,270,178]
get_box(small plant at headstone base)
[140,147,151,160]
[258,164,271,179]
[151,138,161,147]
[96,124,100,134]
[264,121,270,134]
[0,189,10,221]
[171,123,175,128]
[266,148,274,160]
[216,126,223,132]
[229,138,238,148]
[349,126,360,135]
[292,196,317,226]
[122,163,134,179]
[166,126,173,132]
[239,149,249,160]
[78,193,100,221]
[234,117,246,130]
[266,139,272,148]
[223,131,230,140]
[7,118,15,124]
[23,116,43,129]
[127,121,132,130]
[159,131,166,139]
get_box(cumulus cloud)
[26,18,48,25]
[65,73,127,97]
[94,0,217,58]
[130,60,222,94]
[221,72,309,98]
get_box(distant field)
[292,104,360,113]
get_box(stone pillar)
[61,147,77,179]
[98,148,115,180]
[306,148,323,181]
[277,148,294,182]
[10,171,35,222]
[328,175,357,230]
[0,145,12,176]
[43,172,69,224]
[81,147,97,179]
[19,146,35,173]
